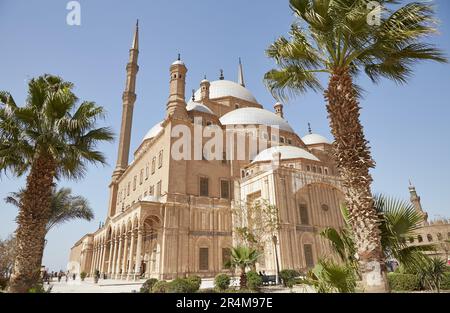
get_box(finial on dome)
[177,53,181,61]
[308,123,312,134]
[191,89,195,101]
[219,69,224,80]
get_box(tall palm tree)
[0,74,114,292]
[321,195,435,280]
[226,246,261,288]
[264,0,447,291]
[5,187,94,235]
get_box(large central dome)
[220,107,295,133]
[191,80,258,103]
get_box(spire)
[408,181,428,224]
[167,55,188,118]
[113,21,139,179]
[308,123,312,134]
[274,102,284,119]
[219,69,224,80]
[238,57,245,87]
[132,19,139,50]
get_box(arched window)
[437,233,443,241]
[409,237,414,243]
[427,234,433,242]
[417,235,423,243]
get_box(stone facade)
[69,22,346,279]
[407,183,450,262]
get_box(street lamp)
[272,235,281,285]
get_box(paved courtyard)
[47,277,314,293]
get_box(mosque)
[69,21,349,280]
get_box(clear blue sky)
[0,0,449,271]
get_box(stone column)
[99,241,105,275]
[111,237,118,278]
[100,243,106,274]
[134,228,143,280]
[93,244,99,272]
[107,239,114,276]
[127,230,136,279]
[114,234,123,279]
[115,235,123,279]
[121,233,129,279]
[90,244,97,275]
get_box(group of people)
[41,269,77,284]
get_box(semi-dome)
[252,145,320,163]
[186,102,214,114]
[220,107,295,133]
[142,121,163,142]
[302,133,331,145]
[192,80,258,103]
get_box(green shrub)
[80,272,87,281]
[186,275,202,292]
[387,273,420,291]
[140,278,158,293]
[152,280,169,293]
[246,271,262,291]
[28,283,52,293]
[441,272,450,290]
[0,277,8,290]
[280,269,300,288]
[214,274,231,291]
[166,278,197,293]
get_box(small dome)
[252,145,319,163]
[302,133,331,145]
[192,80,257,103]
[220,107,295,133]
[186,102,214,114]
[172,60,185,66]
[142,121,164,142]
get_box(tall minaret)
[166,54,188,119]
[238,57,245,87]
[108,21,139,218]
[113,20,139,179]
[409,180,428,224]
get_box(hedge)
[140,278,158,293]
[214,274,231,291]
[387,273,420,291]
[280,269,300,288]
[246,271,262,291]
[441,272,450,290]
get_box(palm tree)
[226,246,261,288]
[321,195,435,281]
[5,186,94,235]
[0,74,114,292]
[264,0,447,291]
[420,257,447,293]
[302,259,357,293]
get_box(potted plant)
[94,270,100,284]
[80,272,87,281]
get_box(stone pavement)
[47,277,314,293]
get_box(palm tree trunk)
[8,153,55,293]
[240,266,247,289]
[324,67,388,293]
